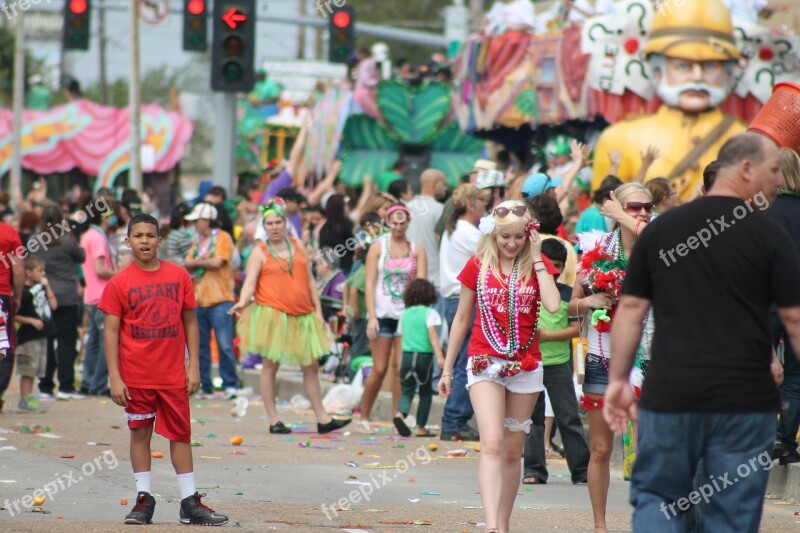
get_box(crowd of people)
[0,126,797,531]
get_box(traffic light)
[211,0,256,92]
[328,7,355,64]
[183,0,208,51]
[63,0,91,51]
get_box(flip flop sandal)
[393,416,412,437]
[415,430,436,437]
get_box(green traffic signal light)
[222,62,244,82]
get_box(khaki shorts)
[16,338,47,378]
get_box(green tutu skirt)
[237,304,331,366]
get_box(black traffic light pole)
[210,0,255,198]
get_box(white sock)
[134,471,152,494]
[177,472,196,500]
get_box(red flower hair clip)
[525,219,541,235]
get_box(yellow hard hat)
[643,0,740,61]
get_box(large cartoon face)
[649,55,735,112]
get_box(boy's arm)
[539,324,580,342]
[183,309,200,396]
[15,314,43,329]
[104,314,130,407]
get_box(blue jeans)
[82,305,109,394]
[631,409,776,533]
[197,302,239,393]
[772,312,800,449]
[441,297,475,433]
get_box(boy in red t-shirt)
[101,214,228,526]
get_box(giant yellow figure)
[592,0,746,202]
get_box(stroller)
[319,295,353,383]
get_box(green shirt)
[376,170,402,193]
[399,305,442,353]
[537,301,573,366]
[344,264,367,318]
[27,86,51,111]
[255,79,280,101]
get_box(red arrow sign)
[222,7,246,29]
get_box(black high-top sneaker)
[179,492,229,526]
[124,491,156,524]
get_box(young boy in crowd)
[101,214,229,526]
[15,256,57,413]
[522,238,590,485]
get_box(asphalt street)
[0,381,798,532]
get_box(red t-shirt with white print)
[457,256,559,362]
[99,261,197,389]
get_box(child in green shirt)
[393,279,444,438]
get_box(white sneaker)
[56,391,87,400]
[36,393,55,401]
[223,388,238,400]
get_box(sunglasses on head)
[493,205,528,218]
[625,201,654,213]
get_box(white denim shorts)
[466,355,544,394]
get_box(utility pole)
[11,15,24,212]
[297,0,306,59]
[99,0,108,104]
[469,0,484,32]
[129,0,142,191]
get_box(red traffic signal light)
[187,0,205,15]
[333,11,351,28]
[183,0,208,51]
[328,7,355,64]
[64,0,91,50]
[69,0,87,14]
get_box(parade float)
[0,99,192,191]
[305,79,484,189]
[451,0,800,201]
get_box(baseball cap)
[472,159,497,173]
[476,169,506,190]
[185,203,218,221]
[522,173,563,197]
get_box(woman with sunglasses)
[440,200,561,533]
[600,188,656,237]
[570,182,653,533]
[229,199,351,436]
[360,204,428,434]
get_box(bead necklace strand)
[266,237,294,275]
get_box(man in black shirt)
[604,133,800,532]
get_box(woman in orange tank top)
[230,199,351,436]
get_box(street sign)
[139,0,169,25]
